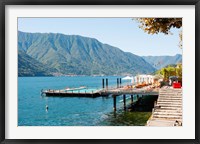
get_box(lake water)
[18,76,151,126]
[18,76,125,126]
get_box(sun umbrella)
[122,76,133,85]
[122,76,133,80]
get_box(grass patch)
[101,111,152,126]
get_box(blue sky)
[18,18,182,56]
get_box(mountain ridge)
[19,31,178,76]
[142,54,182,70]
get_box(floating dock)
[41,87,159,98]
[41,89,103,98]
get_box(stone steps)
[147,88,182,126]
[147,119,177,126]
[156,107,182,111]
[159,93,182,95]
[158,98,182,100]
[157,102,182,105]
[158,105,182,108]
[160,89,182,91]
[157,100,182,103]
[154,109,182,113]
[159,94,182,96]
[159,99,181,101]
[153,114,182,119]
[158,97,182,99]
[153,111,182,116]
[159,91,182,93]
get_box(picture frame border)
[0,0,199,143]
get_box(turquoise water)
[18,76,136,126]
[64,88,99,93]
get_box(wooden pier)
[42,87,159,98]
[146,87,182,126]
[109,88,158,111]
[42,87,159,111]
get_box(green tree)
[155,64,182,82]
[170,67,176,76]
[176,63,182,81]
[160,68,168,80]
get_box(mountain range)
[142,54,182,70]
[18,31,181,76]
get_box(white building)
[132,74,155,84]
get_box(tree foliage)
[135,18,182,48]
[156,64,182,81]
[179,30,182,48]
[136,18,182,34]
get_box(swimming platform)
[41,86,159,98]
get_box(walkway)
[147,87,182,126]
